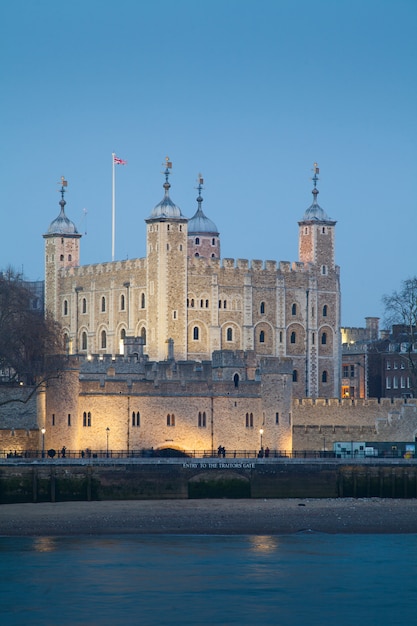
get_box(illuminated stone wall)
[40,352,293,455]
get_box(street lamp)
[106,427,110,458]
[41,428,46,459]
[259,428,264,451]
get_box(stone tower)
[43,177,81,319]
[145,159,188,361]
[187,175,220,259]
[297,164,341,398]
[298,164,336,270]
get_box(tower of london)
[39,161,341,454]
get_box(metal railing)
[2,448,416,461]
[0,448,338,460]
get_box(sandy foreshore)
[1,498,417,536]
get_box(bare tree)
[382,277,417,394]
[0,268,66,404]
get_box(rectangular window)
[52,413,55,426]
[343,365,349,378]
[401,377,406,388]
[393,376,398,389]
[350,365,355,377]
[386,377,391,389]
[394,361,398,370]
[275,412,279,424]
[68,414,71,427]
[386,361,391,370]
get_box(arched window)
[200,299,203,308]
[292,369,298,382]
[101,296,106,312]
[195,252,199,257]
[101,330,107,349]
[120,294,125,310]
[83,411,92,427]
[193,326,199,340]
[60,254,64,261]
[81,331,87,351]
[191,299,194,308]
[321,265,327,275]
[245,413,253,428]
[141,327,146,344]
[63,300,68,315]
[323,304,328,317]
[322,370,328,383]
[195,237,200,245]
[121,328,126,341]
[167,414,175,427]
[82,298,87,314]
[212,238,215,245]
[132,411,140,426]
[227,327,233,341]
[141,293,145,308]
[259,330,265,343]
[234,373,239,388]
[205,299,209,308]
[321,332,327,345]
[260,302,265,314]
[68,254,72,262]
[290,331,296,344]
[292,303,297,315]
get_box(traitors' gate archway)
[188,471,251,498]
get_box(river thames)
[1,533,416,625]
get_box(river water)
[1,533,416,625]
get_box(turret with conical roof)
[145,159,188,361]
[187,174,220,259]
[43,177,81,319]
[298,164,336,269]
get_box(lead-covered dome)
[299,165,334,223]
[301,189,332,222]
[44,178,80,237]
[188,205,219,235]
[147,159,185,220]
[46,200,79,235]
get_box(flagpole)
[111,152,116,262]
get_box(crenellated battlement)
[294,397,416,409]
[189,256,312,274]
[60,257,146,278]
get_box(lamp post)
[259,428,264,452]
[106,427,110,458]
[41,428,46,459]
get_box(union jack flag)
[113,155,127,165]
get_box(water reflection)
[33,536,58,553]
[248,535,279,553]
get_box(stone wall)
[292,398,417,450]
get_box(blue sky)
[2,0,416,328]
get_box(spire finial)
[311,163,319,201]
[58,176,68,199]
[162,157,172,194]
[195,173,204,209]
